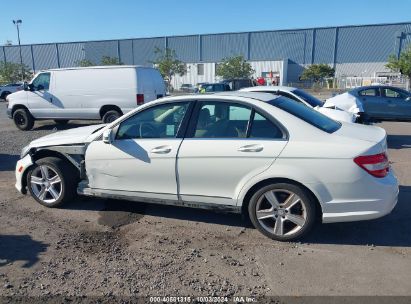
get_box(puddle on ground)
[98,200,146,228]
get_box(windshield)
[292,89,324,107]
[269,97,341,133]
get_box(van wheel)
[13,108,34,131]
[102,110,121,123]
[248,183,316,241]
[27,157,78,208]
[54,119,69,125]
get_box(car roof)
[213,91,281,102]
[350,85,409,92]
[42,65,149,72]
[240,85,297,92]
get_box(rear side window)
[249,112,283,139]
[269,97,341,133]
[382,88,408,99]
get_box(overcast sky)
[2,0,411,45]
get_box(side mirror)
[102,129,113,144]
[23,82,29,91]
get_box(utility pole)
[12,19,24,80]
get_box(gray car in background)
[326,86,411,122]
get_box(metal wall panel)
[84,40,118,65]
[313,28,335,64]
[0,47,5,63]
[337,24,406,63]
[335,62,390,77]
[132,38,164,66]
[4,45,33,68]
[201,33,248,62]
[250,30,312,64]
[287,62,306,82]
[119,40,133,65]
[58,42,85,68]
[168,35,198,62]
[32,44,59,70]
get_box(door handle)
[238,144,264,152]
[151,146,172,154]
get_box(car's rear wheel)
[102,110,121,124]
[248,183,316,241]
[13,108,34,131]
[27,157,78,208]
[54,119,69,125]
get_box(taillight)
[354,153,389,178]
[136,94,144,105]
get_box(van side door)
[27,72,59,118]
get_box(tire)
[248,183,316,241]
[27,157,78,208]
[102,110,121,124]
[13,108,34,131]
[54,119,69,125]
[1,91,10,100]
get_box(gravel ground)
[0,101,411,302]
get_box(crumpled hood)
[316,106,356,123]
[323,92,364,114]
[29,124,106,148]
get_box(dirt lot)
[0,102,410,301]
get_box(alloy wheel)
[255,189,307,237]
[30,165,63,204]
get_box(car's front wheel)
[248,183,316,241]
[27,157,78,208]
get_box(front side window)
[31,73,50,91]
[116,102,189,139]
[358,88,378,97]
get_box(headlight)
[20,145,31,158]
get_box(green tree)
[101,56,122,65]
[215,55,254,79]
[76,59,95,67]
[386,45,411,88]
[0,62,31,83]
[151,47,186,89]
[301,64,335,84]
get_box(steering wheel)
[139,122,157,138]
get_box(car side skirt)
[77,186,242,213]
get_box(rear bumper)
[321,170,399,223]
[15,154,33,194]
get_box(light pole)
[12,19,24,80]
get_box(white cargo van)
[6,65,166,130]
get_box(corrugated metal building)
[2,22,410,87]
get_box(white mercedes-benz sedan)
[15,92,398,241]
[240,86,358,123]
